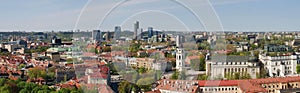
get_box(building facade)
[206,55,260,79]
[151,76,300,93]
[259,54,297,77]
[92,30,102,43]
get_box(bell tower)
[176,48,185,71]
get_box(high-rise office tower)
[134,21,139,40]
[92,30,101,43]
[114,26,121,40]
[148,27,153,39]
[156,31,159,42]
[140,28,143,39]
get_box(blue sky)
[0,0,299,31]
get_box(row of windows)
[219,62,247,65]
[201,87,238,92]
[268,89,275,92]
[263,83,298,89]
[224,68,248,72]
[271,56,296,60]
[266,61,294,65]
[263,84,280,88]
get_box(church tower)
[176,48,185,71]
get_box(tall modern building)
[140,28,143,39]
[92,30,101,43]
[148,27,153,38]
[114,26,121,40]
[134,21,139,40]
[155,31,159,42]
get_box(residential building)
[85,65,110,85]
[129,58,155,69]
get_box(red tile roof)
[156,79,199,93]
[238,80,267,93]
[198,80,242,87]
[198,76,300,93]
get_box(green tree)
[179,71,186,80]
[118,81,138,93]
[58,88,71,93]
[28,67,47,79]
[136,77,155,91]
[199,54,206,71]
[197,74,208,80]
[297,65,300,74]
[138,67,147,74]
[171,60,176,68]
[240,73,251,79]
[18,64,26,69]
[171,71,179,80]
[257,68,268,78]
[0,78,6,86]
[198,41,210,50]
[129,43,141,53]
[0,84,11,93]
[19,89,29,93]
[102,46,112,52]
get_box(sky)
[0,0,299,31]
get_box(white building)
[85,66,110,85]
[176,48,185,72]
[259,54,297,77]
[206,55,260,79]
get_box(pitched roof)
[209,55,252,62]
[198,80,242,87]
[156,79,198,93]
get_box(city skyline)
[0,0,300,31]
